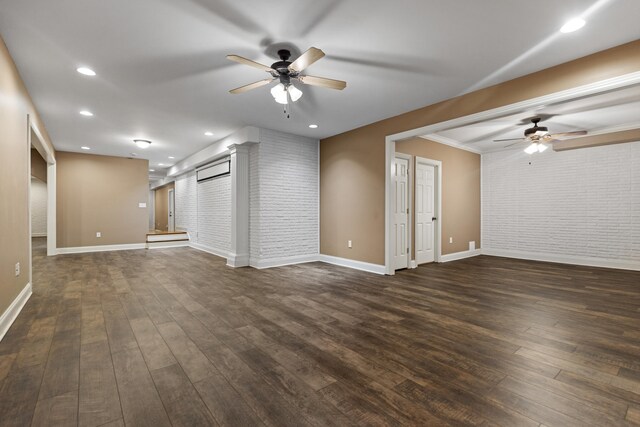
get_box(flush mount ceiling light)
[204,131,214,136]
[308,124,318,129]
[560,17,586,33]
[79,110,93,117]
[81,146,91,150]
[76,67,96,76]
[133,139,151,149]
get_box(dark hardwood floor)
[1,240,639,426]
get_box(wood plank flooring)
[1,238,639,426]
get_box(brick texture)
[482,142,640,262]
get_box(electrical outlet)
[348,240,352,248]
[96,232,101,238]
[449,237,453,244]
[15,262,20,277]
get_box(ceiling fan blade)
[504,140,525,148]
[548,130,588,139]
[288,47,325,73]
[226,55,275,73]
[229,78,275,94]
[297,75,346,90]
[493,137,524,142]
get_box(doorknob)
[432,217,437,221]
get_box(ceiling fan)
[226,47,346,105]
[494,117,588,153]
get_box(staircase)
[146,231,190,249]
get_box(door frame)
[414,156,442,265]
[167,188,175,232]
[384,71,640,275]
[394,153,412,270]
[27,115,57,292]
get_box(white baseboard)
[440,249,482,263]
[318,254,386,275]
[31,233,47,237]
[57,243,146,254]
[146,233,189,242]
[147,241,190,249]
[0,282,32,342]
[189,242,229,260]
[482,248,640,271]
[250,254,319,269]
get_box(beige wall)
[396,138,481,256]
[31,148,47,182]
[56,152,149,248]
[0,35,55,319]
[320,39,640,265]
[154,183,174,231]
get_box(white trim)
[481,248,640,271]
[227,253,250,268]
[146,241,190,249]
[420,134,482,154]
[385,71,640,276]
[31,233,47,237]
[250,254,320,269]
[319,254,386,275]
[415,157,443,264]
[440,249,482,263]
[0,283,32,342]
[189,242,229,260]
[57,243,146,254]
[146,232,188,242]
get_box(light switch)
[96,232,101,238]
[139,202,147,208]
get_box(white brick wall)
[482,142,640,264]
[172,127,319,266]
[250,129,319,264]
[30,178,47,236]
[175,171,197,236]
[196,175,231,253]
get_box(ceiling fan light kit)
[494,117,588,154]
[226,47,346,113]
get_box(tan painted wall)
[31,148,47,182]
[154,183,174,231]
[56,152,149,248]
[0,35,55,320]
[320,39,640,265]
[396,138,481,256]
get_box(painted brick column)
[227,143,250,267]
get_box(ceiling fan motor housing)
[524,118,548,138]
[271,49,297,84]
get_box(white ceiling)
[1,0,640,174]
[430,84,640,152]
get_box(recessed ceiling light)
[79,110,93,117]
[130,152,138,157]
[204,131,214,136]
[560,17,586,33]
[134,139,151,149]
[168,156,175,159]
[158,163,165,166]
[149,169,155,172]
[309,124,318,129]
[81,146,91,150]
[77,67,96,76]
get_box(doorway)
[415,157,441,266]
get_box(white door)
[394,157,409,270]
[168,189,175,232]
[415,162,435,264]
